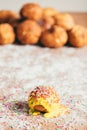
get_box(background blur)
[0,0,87,12]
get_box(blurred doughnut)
[55,13,75,30]
[43,7,58,17]
[0,10,20,23]
[0,23,15,45]
[17,20,42,45]
[20,3,43,21]
[41,25,68,48]
[68,25,87,47]
[39,16,55,31]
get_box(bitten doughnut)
[68,25,87,47]
[17,20,42,45]
[40,25,68,48]
[0,23,15,45]
[28,86,69,118]
[43,7,58,17]
[20,3,43,21]
[55,13,75,31]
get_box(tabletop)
[70,12,87,27]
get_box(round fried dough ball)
[0,23,15,45]
[55,13,75,31]
[17,20,42,45]
[40,16,55,32]
[41,25,68,48]
[43,7,58,17]
[68,25,87,47]
[20,3,43,21]
[0,10,19,23]
[0,10,20,29]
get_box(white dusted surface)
[0,0,87,12]
[0,45,87,130]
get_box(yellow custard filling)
[28,97,69,118]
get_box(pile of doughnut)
[0,3,87,48]
[28,86,69,118]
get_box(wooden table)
[69,12,87,27]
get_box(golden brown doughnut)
[17,20,42,45]
[55,13,75,30]
[40,25,68,48]
[43,7,58,17]
[68,25,87,47]
[0,10,19,23]
[0,10,20,29]
[39,16,55,32]
[0,23,15,45]
[28,86,69,118]
[20,3,43,21]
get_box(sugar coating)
[29,86,59,102]
[0,45,87,130]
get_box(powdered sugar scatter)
[0,45,87,130]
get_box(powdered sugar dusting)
[0,45,87,130]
